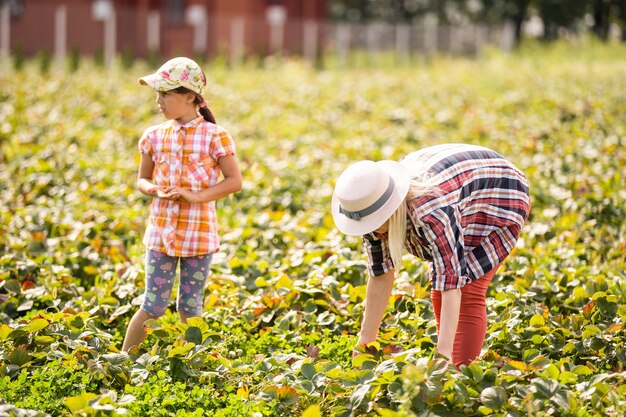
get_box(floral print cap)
[139,57,207,95]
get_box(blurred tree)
[618,0,626,40]
[537,0,587,39]
[590,0,626,40]
[328,0,470,22]
[328,0,625,42]
[592,0,612,40]
[470,0,530,46]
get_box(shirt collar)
[173,116,203,132]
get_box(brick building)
[2,0,327,60]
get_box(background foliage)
[329,0,626,44]
[0,41,625,416]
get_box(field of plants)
[0,41,625,416]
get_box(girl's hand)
[146,186,159,197]
[162,187,197,204]
[154,187,176,200]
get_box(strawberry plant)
[0,41,625,415]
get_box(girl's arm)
[174,155,242,203]
[137,153,178,199]
[137,153,158,196]
[436,287,462,361]
[357,270,395,346]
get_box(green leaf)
[16,299,34,312]
[64,393,98,412]
[275,273,293,289]
[529,314,545,327]
[349,384,371,408]
[532,378,559,398]
[302,404,321,417]
[22,318,49,333]
[480,386,508,410]
[102,353,128,366]
[466,362,484,382]
[255,277,268,288]
[3,279,21,295]
[300,363,316,380]
[316,311,335,326]
[596,296,617,318]
[8,346,30,366]
[0,324,12,341]
[528,355,551,370]
[542,364,559,380]
[477,405,494,415]
[168,342,194,358]
[572,365,593,375]
[558,371,578,384]
[185,327,203,345]
[276,386,298,405]
[582,325,601,339]
[185,317,209,333]
[7,329,28,341]
[325,366,342,379]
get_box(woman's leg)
[451,271,494,366]
[431,263,500,367]
[177,253,213,322]
[122,250,178,351]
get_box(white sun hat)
[331,160,411,236]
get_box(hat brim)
[331,160,411,236]
[139,73,184,92]
[139,73,163,89]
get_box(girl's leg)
[122,250,178,351]
[177,253,213,322]
[122,309,155,351]
[431,263,501,367]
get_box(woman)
[331,144,530,367]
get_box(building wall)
[6,0,327,59]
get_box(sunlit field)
[0,40,625,416]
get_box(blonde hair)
[388,176,441,272]
[388,200,407,270]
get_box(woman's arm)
[436,287,462,360]
[357,270,395,345]
[173,155,242,203]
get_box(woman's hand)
[435,346,453,365]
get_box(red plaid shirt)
[363,144,530,291]
[138,116,236,257]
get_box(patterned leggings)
[140,250,213,317]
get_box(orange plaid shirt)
[138,116,236,257]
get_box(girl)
[331,144,530,367]
[122,57,242,351]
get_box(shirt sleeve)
[138,129,153,155]
[420,206,469,291]
[363,233,395,276]
[209,127,236,161]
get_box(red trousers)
[431,264,501,367]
